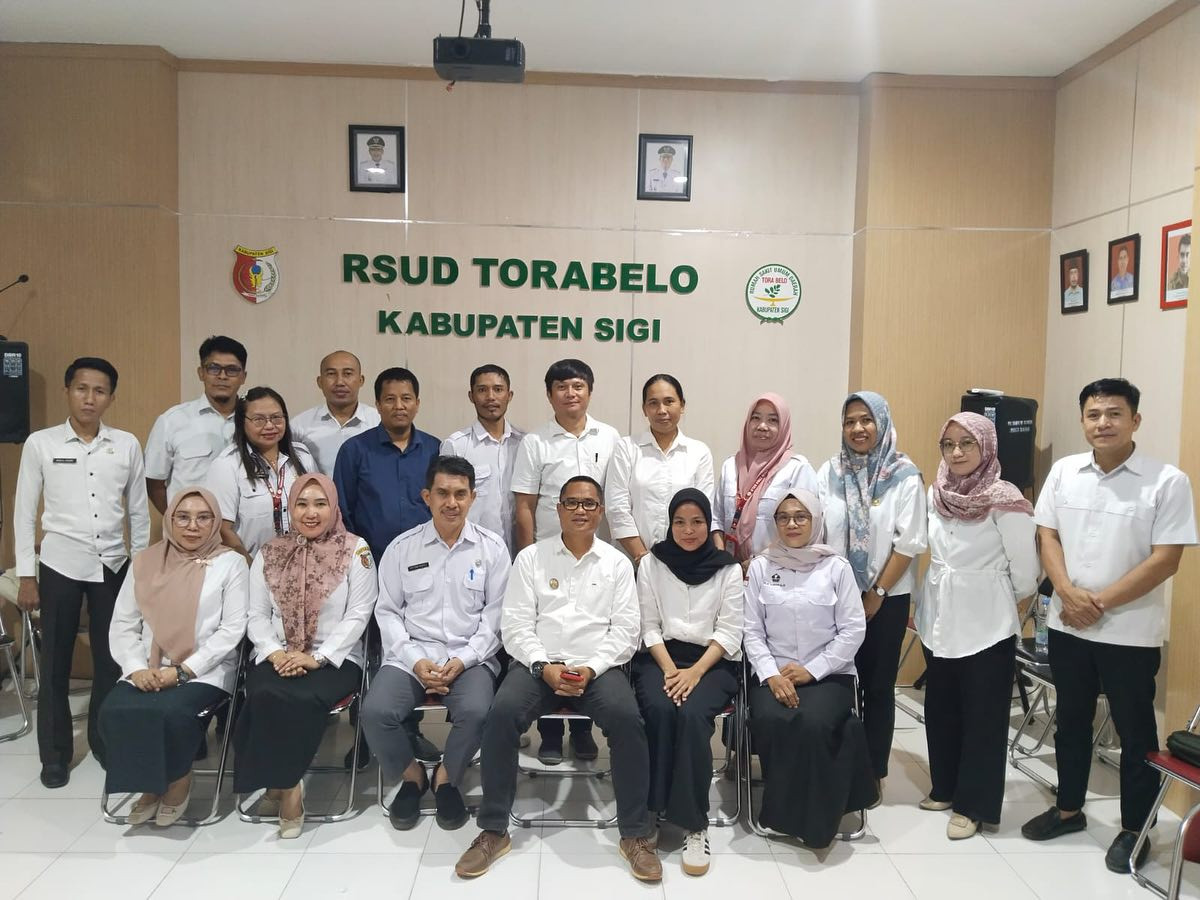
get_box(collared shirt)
[247,537,377,669]
[376,520,510,677]
[333,425,441,562]
[291,402,382,477]
[636,553,742,659]
[511,415,620,542]
[502,535,639,677]
[441,419,526,556]
[109,551,248,693]
[817,464,928,595]
[606,431,715,546]
[1035,450,1197,647]
[206,444,317,557]
[918,488,1039,659]
[15,421,151,580]
[743,554,865,683]
[144,395,236,502]
[714,455,819,557]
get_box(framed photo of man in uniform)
[349,124,404,193]
[637,133,692,201]
[1060,249,1088,315]
[1106,233,1140,304]
[1160,220,1191,310]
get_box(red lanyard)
[730,468,771,530]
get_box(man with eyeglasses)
[145,335,248,513]
[455,475,661,883]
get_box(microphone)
[0,274,30,295]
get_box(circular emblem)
[549,578,560,590]
[745,264,801,323]
[232,245,280,304]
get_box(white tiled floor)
[1,681,1198,899]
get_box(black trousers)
[631,644,738,832]
[36,561,127,768]
[854,592,910,778]
[1048,628,1161,830]
[922,636,1016,824]
[476,662,653,839]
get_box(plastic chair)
[1131,703,1200,899]
[0,614,32,742]
[376,692,479,819]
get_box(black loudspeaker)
[959,390,1038,493]
[0,341,31,443]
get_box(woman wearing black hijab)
[632,488,743,877]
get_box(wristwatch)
[870,584,888,598]
[175,666,192,685]
[531,660,548,679]
[312,653,329,668]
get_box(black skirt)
[233,660,361,792]
[750,674,877,846]
[99,680,227,795]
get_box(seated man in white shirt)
[455,476,661,883]
[361,456,511,831]
[14,357,150,788]
[291,350,380,477]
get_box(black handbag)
[1166,729,1200,768]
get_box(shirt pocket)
[236,483,272,522]
[179,438,213,460]
[462,566,488,615]
[473,464,493,497]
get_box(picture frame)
[1059,249,1088,315]
[1106,233,1140,304]
[637,133,692,201]
[348,124,405,193]
[1160,220,1191,310]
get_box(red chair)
[1131,703,1200,898]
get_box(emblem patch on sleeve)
[357,547,373,569]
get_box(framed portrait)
[637,133,692,201]
[1059,249,1088,315]
[1160,220,1191,310]
[348,124,404,193]
[1106,233,1140,304]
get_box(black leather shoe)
[434,783,469,830]
[1021,806,1087,841]
[570,730,599,761]
[40,764,69,789]
[388,778,428,831]
[538,734,564,766]
[1105,829,1150,873]
[343,735,370,771]
[411,730,441,764]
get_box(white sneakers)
[681,829,711,876]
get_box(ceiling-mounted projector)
[434,0,525,83]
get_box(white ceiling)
[0,0,1181,82]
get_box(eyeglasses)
[203,363,244,378]
[172,513,216,528]
[247,414,286,427]
[560,497,601,511]
[939,438,979,455]
[773,512,812,526]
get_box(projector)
[434,35,525,83]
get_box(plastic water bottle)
[1034,592,1050,658]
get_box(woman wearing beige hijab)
[100,487,249,826]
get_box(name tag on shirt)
[52,457,78,464]
[407,562,430,571]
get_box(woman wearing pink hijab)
[916,412,1037,840]
[713,393,818,573]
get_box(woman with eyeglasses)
[206,386,315,562]
[99,488,248,826]
[916,412,1037,839]
[743,490,876,846]
[817,391,927,802]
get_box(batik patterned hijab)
[932,412,1033,522]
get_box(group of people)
[8,334,1196,882]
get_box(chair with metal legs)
[511,708,617,829]
[0,614,32,741]
[376,692,479,818]
[708,670,747,828]
[894,616,926,725]
[19,610,42,699]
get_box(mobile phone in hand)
[560,670,583,682]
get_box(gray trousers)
[361,664,494,786]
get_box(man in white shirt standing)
[362,456,510,832]
[291,350,381,477]
[511,358,619,764]
[441,364,525,556]
[144,335,247,513]
[454,476,661,883]
[1021,378,1197,874]
[14,357,150,788]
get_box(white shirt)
[606,431,715,547]
[743,554,865,683]
[205,444,317,557]
[291,402,381,477]
[14,421,150,580]
[109,552,248,692]
[376,520,510,677]
[918,489,1039,658]
[441,419,526,556]
[502,536,639,677]
[636,553,742,659]
[511,415,620,542]
[144,395,236,502]
[247,537,377,669]
[817,463,928,595]
[1035,450,1197,647]
[714,455,819,557]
